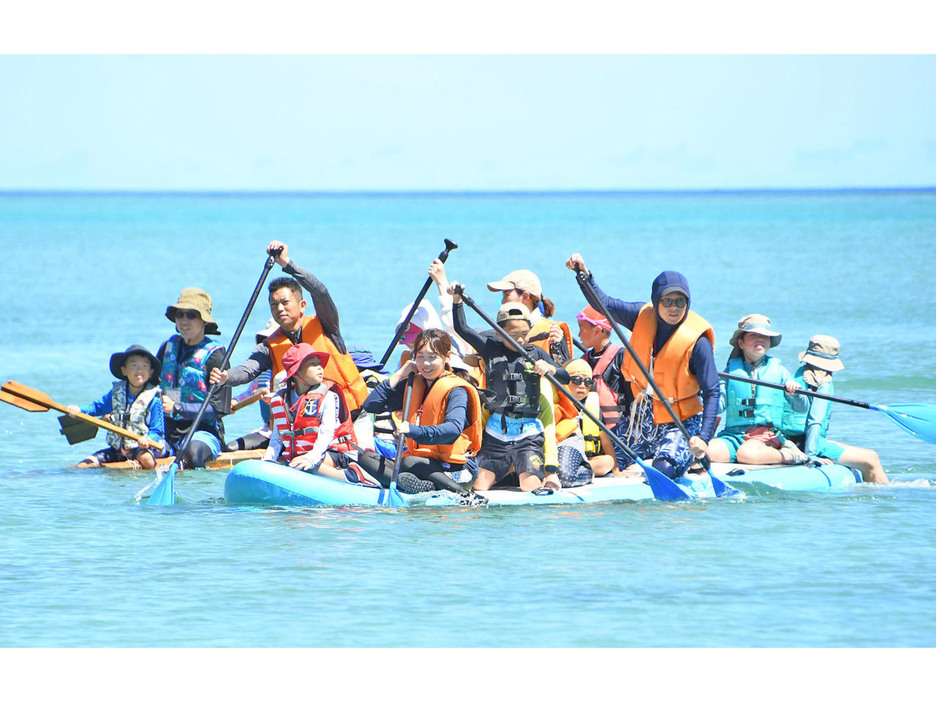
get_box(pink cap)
[282,343,330,380]
[576,305,611,331]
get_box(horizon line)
[1,186,935,197]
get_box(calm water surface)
[1,191,935,647]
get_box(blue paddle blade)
[385,482,407,507]
[146,464,178,506]
[710,473,742,498]
[875,403,936,444]
[641,462,693,502]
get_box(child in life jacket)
[66,345,167,470]
[265,343,376,486]
[449,286,570,493]
[708,314,809,466]
[552,359,620,487]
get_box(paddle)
[146,251,279,506]
[384,380,415,507]
[718,372,936,445]
[1,380,165,451]
[57,415,99,445]
[378,239,458,368]
[571,268,740,499]
[455,285,692,502]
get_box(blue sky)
[2,53,935,191]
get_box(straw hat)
[166,287,220,335]
[487,269,543,299]
[799,334,845,372]
[729,313,782,348]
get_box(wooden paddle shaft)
[2,380,165,450]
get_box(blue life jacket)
[781,365,833,437]
[722,355,788,430]
[159,334,226,425]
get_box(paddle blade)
[58,414,99,444]
[0,388,49,412]
[386,483,407,508]
[146,464,178,505]
[710,473,742,499]
[642,463,693,502]
[876,403,936,444]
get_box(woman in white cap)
[708,314,809,466]
[157,287,232,469]
[780,335,889,483]
[486,268,574,364]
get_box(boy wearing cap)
[781,335,888,483]
[450,286,570,493]
[576,305,631,429]
[157,286,232,468]
[708,314,808,466]
[266,343,375,485]
[67,345,166,470]
[565,254,719,480]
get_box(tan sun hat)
[166,287,220,335]
[255,317,279,344]
[729,313,781,348]
[799,334,845,372]
[487,269,543,299]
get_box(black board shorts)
[476,432,546,483]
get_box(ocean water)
[1,190,935,648]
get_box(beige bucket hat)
[799,334,845,372]
[729,313,782,348]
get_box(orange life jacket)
[404,372,483,464]
[528,318,574,359]
[264,316,369,413]
[269,381,356,461]
[622,304,715,424]
[553,390,581,443]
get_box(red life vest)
[587,342,626,428]
[269,381,356,461]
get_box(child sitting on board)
[66,345,167,470]
[265,343,377,486]
[552,358,620,486]
[781,335,888,483]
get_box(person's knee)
[182,441,215,469]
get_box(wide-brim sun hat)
[109,345,161,381]
[729,313,782,348]
[282,343,331,380]
[799,334,845,372]
[166,287,220,335]
[487,269,543,299]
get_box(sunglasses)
[660,297,687,309]
[175,310,202,320]
[569,376,594,387]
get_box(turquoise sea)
[1,191,935,658]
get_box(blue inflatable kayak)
[223,459,861,507]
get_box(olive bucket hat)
[166,287,220,335]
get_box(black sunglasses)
[660,297,687,309]
[176,310,201,320]
[569,376,594,387]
